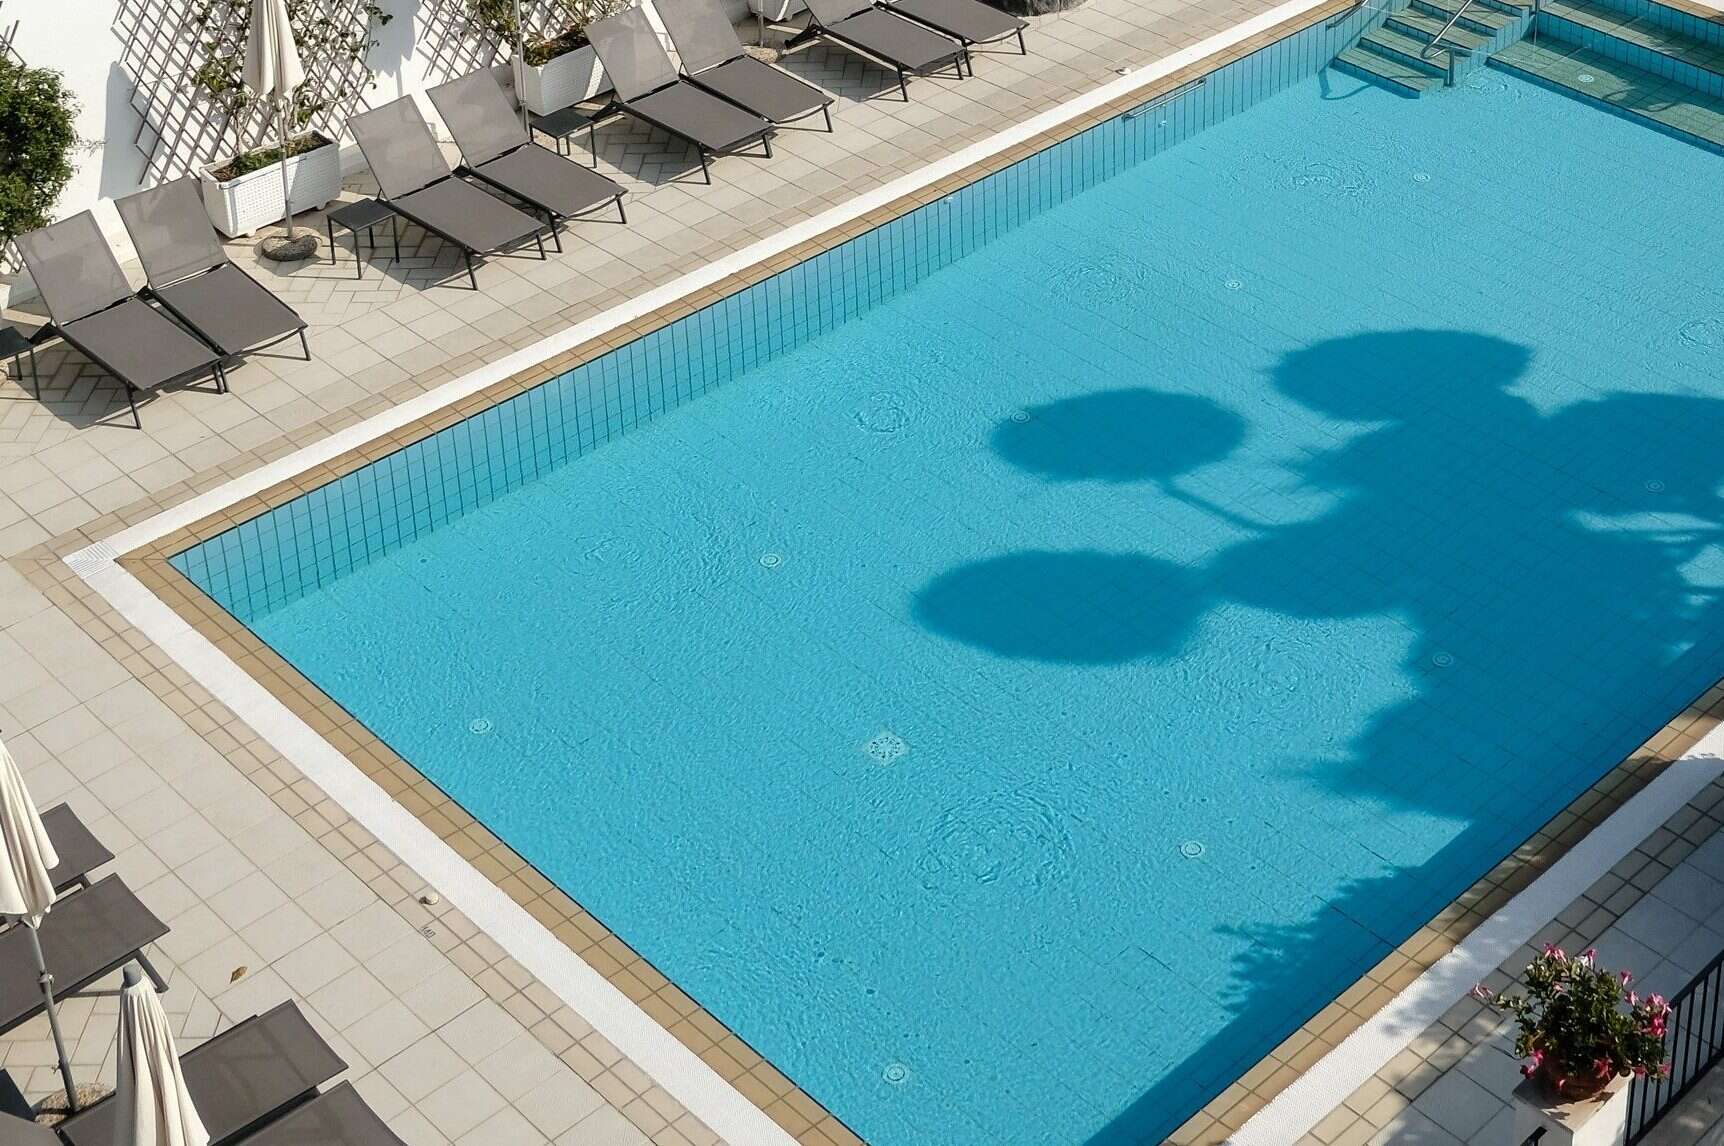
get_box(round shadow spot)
[914,549,1195,664]
[993,388,1246,484]
[1272,330,1531,424]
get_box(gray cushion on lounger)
[390,178,545,252]
[588,7,683,102]
[819,7,964,69]
[885,0,1026,43]
[150,264,303,356]
[0,876,168,1035]
[686,56,829,123]
[237,1083,408,1146]
[470,146,622,217]
[40,803,113,893]
[61,300,221,392]
[626,83,771,150]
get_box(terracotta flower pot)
[1535,1061,1611,1103]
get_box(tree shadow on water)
[908,331,1724,1142]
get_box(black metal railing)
[1627,942,1724,1143]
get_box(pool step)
[1358,24,1460,75]
[1410,0,1521,35]
[1384,8,1492,52]
[1491,36,1724,152]
[1537,0,1724,95]
[1333,44,1448,94]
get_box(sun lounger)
[588,7,775,183]
[654,0,834,130]
[56,1000,346,1146]
[234,1082,407,1146]
[14,214,228,428]
[40,804,113,896]
[0,1073,52,1146]
[114,178,309,362]
[789,0,968,99]
[881,0,1027,55]
[0,876,168,1038]
[347,97,549,290]
[425,69,627,252]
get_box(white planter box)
[518,44,609,115]
[198,137,342,239]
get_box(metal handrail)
[1626,937,1724,1143]
[1421,0,1479,58]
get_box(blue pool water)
[180,58,1724,1146]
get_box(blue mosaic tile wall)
[173,3,1383,624]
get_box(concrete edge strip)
[1233,741,1724,1144]
[57,1,1346,1139]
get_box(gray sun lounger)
[348,97,549,290]
[788,0,968,99]
[15,213,228,429]
[114,178,310,363]
[654,0,834,131]
[40,803,114,895]
[425,69,627,253]
[0,876,168,1038]
[882,0,1027,55]
[57,1000,347,1146]
[588,7,776,184]
[235,1082,407,1146]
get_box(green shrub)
[0,58,78,246]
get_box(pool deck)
[5,0,1724,1143]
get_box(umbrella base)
[34,1083,113,1125]
[258,233,320,262]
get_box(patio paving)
[0,0,1289,1143]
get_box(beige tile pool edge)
[44,5,1724,1141]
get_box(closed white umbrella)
[242,0,307,243]
[0,735,77,1110]
[114,963,209,1146]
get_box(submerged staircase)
[1334,0,1724,153]
[1335,0,1534,94]
[1492,0,1724,153]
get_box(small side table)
[0,325,37,397]
[530,107,600,167]
[325,198,400,280]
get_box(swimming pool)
[173,36,1724,1146]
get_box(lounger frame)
[786,8,969,100]
[885,0,1027,54]
[387,197,548,291]
[590,91,776,184]
[144,266,310,363]
[27,312,227,430]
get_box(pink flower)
[1620,970,1634,986]
[1661,1063,1672,1079]
[1543,943,1567,961]
[1628,991,1639,1007]
[1521,1064,1535,1078]
[1582,948,1598,964]
[1470,984,1491,1002]
[1530,1049,1545,1067]
[1594,1057,1612,1078]
[1634,1065,1648,1079]
[1649,994,1668,1012]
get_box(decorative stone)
[258,233,320,263]
[1511,1073,1631,1146]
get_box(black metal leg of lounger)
[392,215,401,263]
[213,362,228,395]
[822,103,833,132]
[297,328,310,360]
[699,148,712,184]
[898,68,910,100]
[588,122,601,169]
[463,250,478,291]
[615,195,628,225]
[1015,26,1026,53]
[763,136,773,159]
[535,230,547,260]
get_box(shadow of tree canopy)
[911,329,1724,1142]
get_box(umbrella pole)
[511,0,528,131]
[25,922,77,1112]
[276,93,294,241]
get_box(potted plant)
[1474,946,1671,1103]
[189,0,390,237]
[0,58,78,276]
[199,133,343,239]
[472,0,631,114]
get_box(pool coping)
[53,3,1724,1142]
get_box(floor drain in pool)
[468,718,493,735]
[883,1063,910,1085]
[1431,651,1454,668]
[865,731,908,764]
[759,552,784,569]
[1009,411,1031,424]
[1578,72,1595,83]
[1646,479,1666,493]
[1413,172,1431,184]
[1224,278,1244,291]
[1179,840,1205,859]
